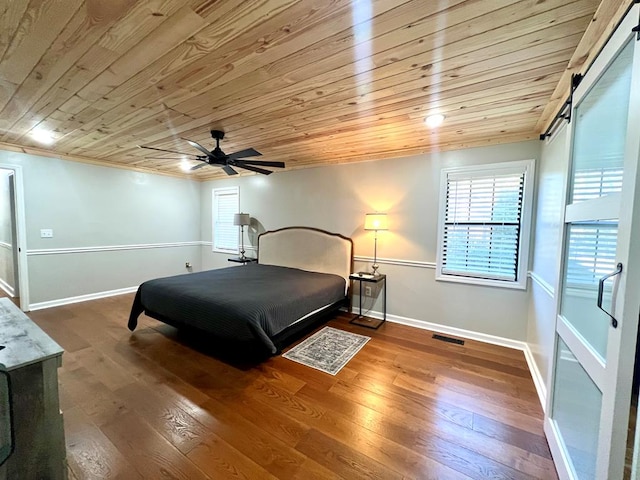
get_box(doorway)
[0,169,18,304]
[0,164,29,311]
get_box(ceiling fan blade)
[227,148,262,160]
[138,145,197,156]
[190,163,209,171]
[182,138,213,157]
[234,162,272,175]
[236,159,285,168]
[223,165,238,176]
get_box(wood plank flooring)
[27,294,558,479]
[0,288,19,307]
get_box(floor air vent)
[432,334,464,345]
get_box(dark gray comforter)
[128,264,346,353]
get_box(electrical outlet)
[40,228,53,238]
[364,286,372,296]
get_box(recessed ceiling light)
[180,159,193,172]
[424,114,445,128]
[30,128,56,145]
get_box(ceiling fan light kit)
[139,129,285,176]
[424,114,445,128]
[31,128,56,145]
[179,159,193,172]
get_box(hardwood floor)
[0,288,19,307]
[28,294,558,479]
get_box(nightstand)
[349,272,386,329]
[228,257,258,264]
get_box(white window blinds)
[441,170,525,282]
[565,222,618,287]
[212,187,239,252]
[565,165,620,287]
[572,167,623,202]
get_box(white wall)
[0,151,202,307]
[201,140,541,341]
[527,125,569,402]
[0,169,15,294]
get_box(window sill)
[212,248,239,254]
[435,273,527,291]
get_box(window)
[212,187,239,253]
[436,160,535,289]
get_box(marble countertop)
[0,299,63,371]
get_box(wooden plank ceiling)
[0,0,615,180]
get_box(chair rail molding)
[528,271,555,298]
[27,241,203,256]
[355,255,436,269]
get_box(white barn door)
[544,5,640,479]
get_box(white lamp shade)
[364,213,388,231]
[233,213,251,226]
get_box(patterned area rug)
[282,326,370,375]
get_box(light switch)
[40,229,53,238]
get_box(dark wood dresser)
[0,298,66,480]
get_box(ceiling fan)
[138,130,285,175]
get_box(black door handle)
[597,262,623,328]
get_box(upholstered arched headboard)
[258,227,353,285]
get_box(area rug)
[282,326,370,375]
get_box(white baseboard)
[356,308,527,350]
[522,343,548,412]
[0,277,15,297]
[352,307,548,410]
[29,286,138,311]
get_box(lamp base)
[371,263,380,276]
[239,224,246,260]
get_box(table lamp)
[233,213,251,259]
[364,213,388,276]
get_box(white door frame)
[0,163,29,311]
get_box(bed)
[127,227,353,354]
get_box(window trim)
[212,186,240,254]
[435,159,535,290]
